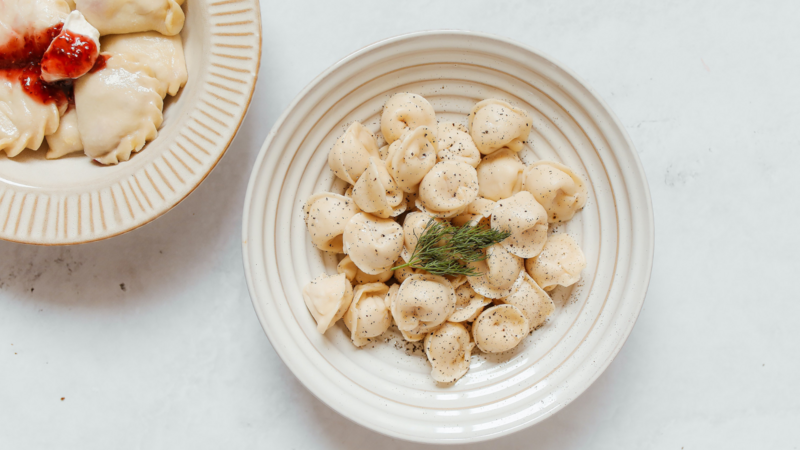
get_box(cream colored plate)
[0,0,261,245]
[243,31,654,444]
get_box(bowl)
[243,30,654,444]
[0,0,261,245]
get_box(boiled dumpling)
[472,304,529,353]
[337,255,393,285]
[476,148,524,201]
[425,322,474,383]
[45,108,83,159]
[436,122,480,167]
[351,157,406,218]
[344,282,392,347]
[467,244,524,299]
[74,54,163,164]
[302,273,354,334]
[521,161,588,223]
[384,126,437,193]
[100,31,188,97]
[451,198,496,228]
[391,274,455,340]
[491,191,549,258]
[0,78,62,157]
[448,284,490,323]
[381,93,437,145]
[468,99,531,155]
[303,192,360,253]
[329,122,380,185]
[40,11,101,83]
[400,211,436,262]
[417,161,479,218]
[75,0,185,36]
[342,212,404,275]
[0,0,70,39]
[526,233,586,291]
[392,259,428,284]
[501,272,554,332]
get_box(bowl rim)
[242,29,654,444]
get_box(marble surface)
[1,1,798,448]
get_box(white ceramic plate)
[0,0,261,245]
[243,31,654,444]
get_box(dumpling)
[328,122,380,185]
[521,161,588,223]
[74,54,163,164]
[384,126,437,193]
[351,157,406,218]
[0,78,62,157]
[467,244,524,299]
[40,11,101,83]
[472,304,529,353]
[476,148,524,201]
[342,212,404,275]
[75,0,185,36]
[501,272,554,332]
[391,274,456,340]
[490,191,549,258]
[45,107,83,159]
[436,122,480,168]
[392,259,428,284]
[525,233,586,291]
[337,255,393,285]
[424,322,474,383]
[302,273,354,334]
[448,284,490,323]
[303,192,360,253]
[343,282,392,347]
[380,92,437,145]
[468,99,531,155]
[451,198,496,228]
[0,0,70,39]
[100,31,188,97]
[400,211,436,262]
[417,161,479,218]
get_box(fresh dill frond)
[392,219,512,277]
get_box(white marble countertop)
[2,1,798,448]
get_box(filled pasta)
[101,31,188,97]
[381,92,437,145]
[75,0,185,36]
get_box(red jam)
[41,29,99,81]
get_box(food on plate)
[0,0,188,164]
[302,93,588,382]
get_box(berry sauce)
[41,29,99,81]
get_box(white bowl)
[243,30,654,444]
[0,0,261,245]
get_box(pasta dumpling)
[75,0,185,36]
[476,148,524,201]
[385,126,437,193]
[425,322,474,383]
[417,161,479,218]
[436,122,480,167]
[467,244,524,299]
[501,272,554,332]
[344,282,392,347]
[351,157,406,218]
[468,98,531,155]
[45,108,83,159]
[381,92,437,145]
[448,284,490,323]
[521,161,588,223]
[472,304,529,353]
[391,274,455,339]
[303,192,360,253]
[400,211,437,262]
[0,78,62,157]
[302,273,354,334]
[100,31,188,97]
[451,198,496,228]
[342,213,404,275]
[328,122,380,184]
[0,0,70,40]
[525,233,586,291]
[337,255,393,285]
[491,191,548,258]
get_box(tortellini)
[343,282,392,347]
[400,211,437,262]
[329,122,381,184]
[491,191,549,258]
[451,198,496,228]
[304,192,360,253]
[302,273,354,334]
[436,122,481,167]
[502,272,554,332]
[385,126,437,193]
[525,233,586,291]
[343,213,404,275]
[468,99,531,155]
[391,274,456,340]
[424,322,475,383]
[472,304,529,353]
[75,0,185,36]
[337,255,393,285]
[381,93,437,145]
[467,244,524,299]
[522,161,588,223]
[417,161,479,218]
[448,284,491,323]
[351,157,406,218]
[476,148,525,201]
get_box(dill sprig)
[392,219,511,277]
